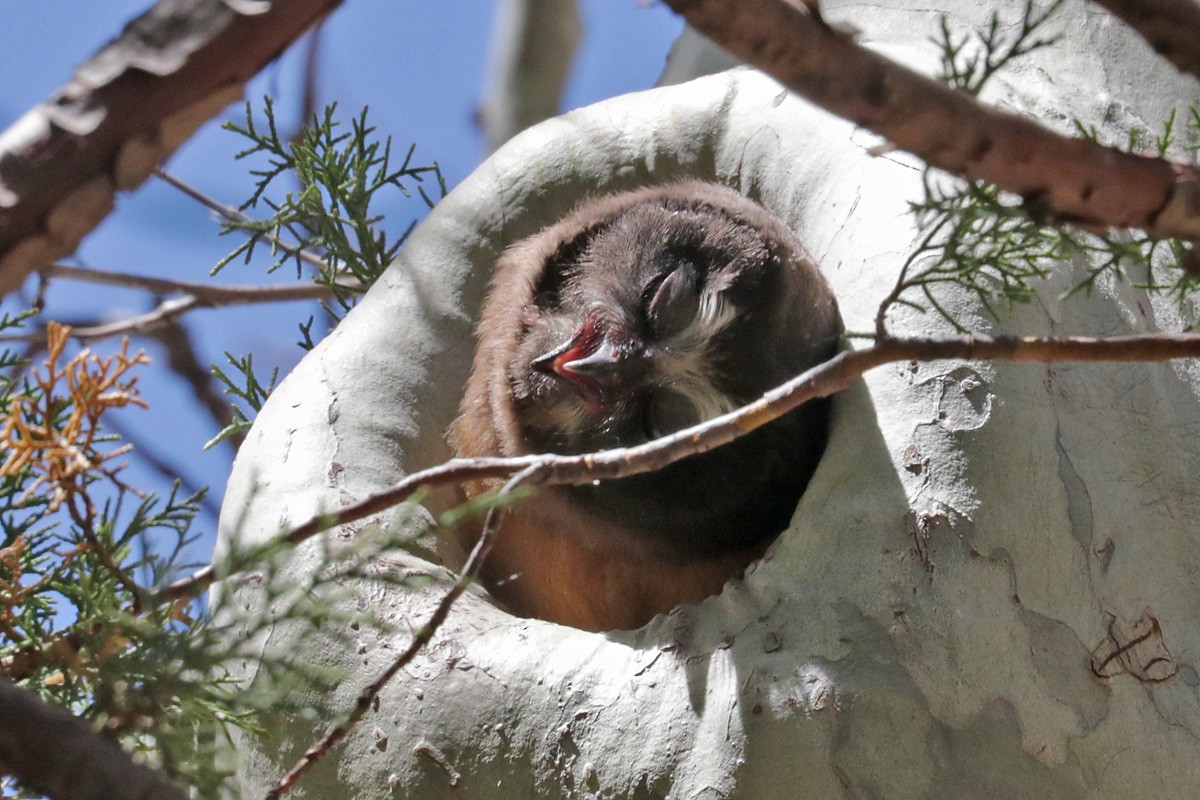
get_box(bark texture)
[0,0,340,296]
[218,2,1200,797]
[478,0,582,152]
[660,0,1200,242]
[0,676,187,800]
[1090,0,1200,81]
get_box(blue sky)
[0,2,684,557]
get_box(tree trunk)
[217,2,1200,796]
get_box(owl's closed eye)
[451,181,841,631]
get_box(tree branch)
[659,0,1200,240]
[0,675,187,800]
[162,330,1200,607]
[0,0,343,297]
[1089,0,1200,82]
[0,266,337,344]
[76,298,201,341]
[43,262,338,304]
[152,169,331,275]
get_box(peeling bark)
[0,0,341,296]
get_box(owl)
[450,181,841,630]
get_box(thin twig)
[155,457,538,603]
[1,273,338,344]
[42,262,345,303]
[67,494,150,615]
[875,220,948,337]
[263,464,546,800]
[73,297,199,342]
[160,330,1200,607]
[152,168,330,274]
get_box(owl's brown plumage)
[451,182,841,630]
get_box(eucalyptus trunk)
[218,2,1200,796]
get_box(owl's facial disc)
[531,311,646,412]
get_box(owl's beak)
[531,317,645,406]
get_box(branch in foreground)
[0,265,336,344]
[163,330,1200,608]
[660,0,1200,241]
[0,675,187,800]
[1090,0,1200,82]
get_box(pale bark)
[218,2,1200,797]
[478,0,582,152]
[1089,0,1200,80]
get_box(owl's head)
[507,182,839,456]
[454,181,841,558]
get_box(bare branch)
[1089,0,1200,81]
[156,457,535,603]
[152,168,331,274]
[660,0,1200,241]
[0,675,188,800]
[42,262,339,304]
[0,0,343,297]
[1,266,337,344]
[162,330,1200,607]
